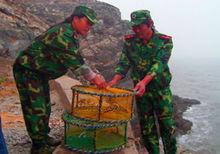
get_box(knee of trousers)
[159,116,176,135]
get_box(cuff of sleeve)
[114,67,128,78]
[115,72,126,79]
[83,70,96,81]
[147,71,156,77]
[74,64,96,81]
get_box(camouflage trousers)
[13,64,51,145]
[136,86,177,154]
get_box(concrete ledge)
[50,75,81,113]
[51,75,144,154]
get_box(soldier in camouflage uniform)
[13,5,106,154]
[108,10,177,154]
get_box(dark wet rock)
[173,95,200,135]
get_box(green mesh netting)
[63,113,127,153]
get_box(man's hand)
[90,74,107,88]
[134,80,146,97]
[134,75,153,97]
[107,74,123,87]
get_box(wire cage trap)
[63,112,127,153]
[71,85,135,122]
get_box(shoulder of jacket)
[158,33,172,40]
[124,34,135,41]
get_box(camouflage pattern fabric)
[115,32,177,154]
[136,87,176,154]
[130,10,152,26]
[73,5,97,24]
[13,23,85,144]
[115,32,173,91]
[15,23,84,80]
[13,64,50,144]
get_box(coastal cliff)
[0,0,200,153]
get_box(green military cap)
[130,10,152,26]
[73,5,97,24]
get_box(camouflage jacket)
[14,23,85,79]
[115,32,173,90]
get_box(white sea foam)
[170,57,220,153]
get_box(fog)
[99,0,220,59]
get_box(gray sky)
[99,0,220,59]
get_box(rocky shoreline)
[0,57,200,153]
[0,0,201,153]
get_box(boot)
[31,144,55,154]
